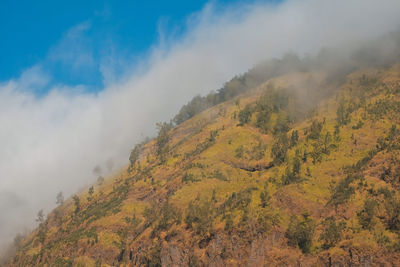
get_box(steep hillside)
[7,65,400,266]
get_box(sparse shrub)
[357,199,378,230]
[307,120,323,140]
[36,209,45,224]
[383,195,400,231]
[87,186,94,202]
[322,132,334,154]
[320,217,346,249]
[238,104,253,125]
[182,173,199,183]
[336,98,351,126]
[224,213,234,232]
[328,175,356,210]
[250,141,266,160]
[286,213,315,253]
[154,201,182,234]
[310,141,322,164]
[290,130,299,148]
[235,145,244,158]
[56,191,64,205]
[185,197,214,238]
[256,109,271,132]
[212,170,228,181]
[273,112,290,135]
[147,243,162,267]
[129,143,142,170]
[271,133,289,165]
[259,185,271,208]
[155,122,173,161]
[352,120,364,129]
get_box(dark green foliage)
[253,86,294,133]
[78,182,129,224]
[73,195,80,215]
[235,145,244,158]
[376,125,400,152]
[125,214,142,228]
[87,186,94,202]
[188,253,200,267]
[251,141,266,160]
[322,132,333,154]
[383,195,400,231]
[154,201,182,234]
[282,157,301,185]
[235,141,266,160]
[333,124,341,141]
[36,210,47,244]
[336,98,351,126]
[182,173,199,183]
[292,156,301,176]
[147,243,162,267]
[155,122,173,159]
[328,175,356,209]
[54,258,73,267]
[219,188,255,216]
[224,214,234,232]
[271,133,289,165]
[173,95,215,125]
[357,199,378,230]
[129,143,142,169]
[256,86,290,113]
[255,109,271,132]
[259,185,271,208]
[238,104,253,125]
[286,213,315,253]
[307,120,323,140]
[173,64,284,126]
[143,202,158,226]
[185,197,215,238]
[310,141,323,164]
[185,130,219,158]
[212,170,228,181]
[359,74,377,88]
[273,112,290,135]
[319,217,346,249]
[352,120,364,130]
[290,130,299,148]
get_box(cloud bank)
[1,0,400,251]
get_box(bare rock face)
[247,238,265,266]
[161,244,185,267]
[205,234,225,267]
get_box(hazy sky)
[1,0,400,250]
[0,0,251,90]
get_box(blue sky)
[0,0,256,93]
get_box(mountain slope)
[7,65,400,266]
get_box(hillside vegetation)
[6,50,400,266]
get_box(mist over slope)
[1,0,400,257]
[6,56,400,266]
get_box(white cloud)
[1,0,400,250]
[48,21,95,71]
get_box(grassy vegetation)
[7,64,400,266]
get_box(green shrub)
[319,217,346,249]
[271,133,289,165]
[328,175,356,209]
[286,213,315,253]
[357,199,378,230]
[238,104,253,125]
